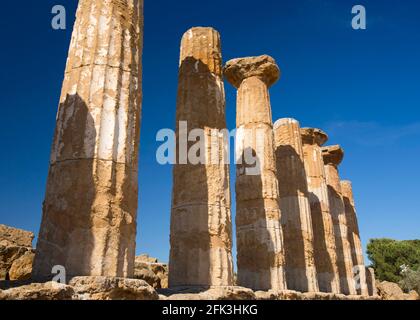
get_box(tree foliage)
[400,266,420,294]
[366,238,420,283]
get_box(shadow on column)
[32,93,97,281]
[343,194,357,266]
[309,191,336,293]
[169,56,227,290]
[328,186,351,294]
[276,145,309,292]
[236,147,278,291]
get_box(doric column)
[341,180,368,296]
[33,0,144,280]
[366,267,379,296]
[301,128,340,293]
[224,55,287,291]
[322,145,357,295]
[169,27,234,288]
[273,118,318,292]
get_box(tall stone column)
[366,267,379,296]
[341,180,368,296]
[169,27,234,288]
[273,118,318,292]
[33,0,144,280]
[322,146,357,295]
[224,55,287,291]
[301,128,340,293]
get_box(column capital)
[340,180,353,190]
[223,55,280,88]
[274,118,300,130]
[322,145,344,166]
[301,128,328,146]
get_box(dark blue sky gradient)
[0,0,419,264]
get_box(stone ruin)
[0,0,395,300]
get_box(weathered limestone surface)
[160,288,381,301]
[0,225,34,248]
[69,276,158,300]
[9,250,35,281]
[33,0,144,280]
[322,146,357,295]
[0,225,34,280]
[134,255,168,289]
[341,180,368,296]
[224,55,286,291]
[160,286,256,301]
[169,27,234,288]
[366,267,378,297]
[301,129,340,293]
[273,119,318,292]
[0,282,75,300]
[377,281,420,300]
[0,277,158,300]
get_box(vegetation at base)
[367,238,420,292]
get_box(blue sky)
[0,0,419,265]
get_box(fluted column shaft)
[366,267,379,296]
[322,146,357,295]
[224,56,286,291]
[274,119,318,292]
[169,27,234,288]
[33,0,144,280]
[301,129,340,293]
[341,180,368,296]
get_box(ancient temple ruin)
[31,0,373,297]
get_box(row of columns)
[168,27,374,295]
[33,7,375,298]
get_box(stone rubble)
[2,277,416,300]
[0,225,34,281]
[376,281,419,301]
[134,255,168,289]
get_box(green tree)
[366,238,420,283]
[399,265,420,294]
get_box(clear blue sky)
[0,0,419,265]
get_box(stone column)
[341,180,369,296]
[224,55,287,291]
[169,27,234,288]
[366,267,379,296]
[301,128,340,293]
[322,146,357,295]
[273,119,318,292]
[33,0,144,280]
